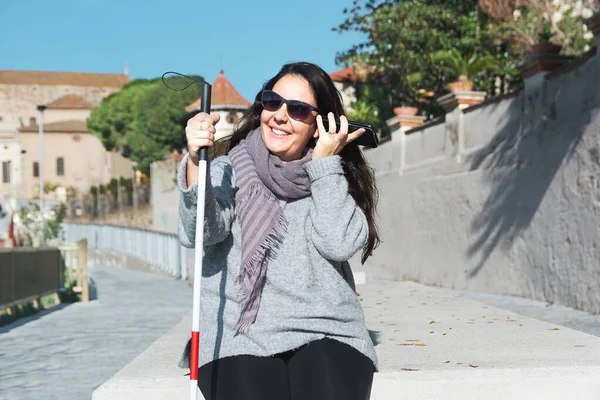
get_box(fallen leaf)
[356,292,361,296]
[429,331,434,334]
[389,323,397,326]
[406,339,420,342]
[469,364,479,368]
[397,343,414,346]
[444,361,450,364]
[415,343,427,347]
[443,333,447,336]
[429,320,439,324]
[506,319,517,322]
[401,368,420,371]
[548,328,560,331]
[575,345,585,348]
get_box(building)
[0,70,132,204]
[185,69,252,140]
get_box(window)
[33,162,39,177]
[2,161,10,183]
[30,117,36,126]
[57,157,64,176]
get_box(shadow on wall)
[466,82,592,278]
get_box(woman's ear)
[312,125,319,139]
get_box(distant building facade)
[0,70,132,204]
[185,69,252,141]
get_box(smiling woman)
[178,62,380,400]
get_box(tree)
[479,0,597,55]
[87,79,155,156]
[88,75,203,174]
[334,0,521,118]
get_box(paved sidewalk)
[0,260,192,400]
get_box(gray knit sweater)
[177,153,378,369]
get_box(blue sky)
[1,0,366,102]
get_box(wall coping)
[406,116,446,135]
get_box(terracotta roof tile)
[329,65,372,82]
[0,70,129,88]
[19,120,89,133]
[46,94,93,110]
[186,70,251,112]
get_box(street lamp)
[37,104,46,245]
[20,150,26,207]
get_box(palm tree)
[430,50,500,91]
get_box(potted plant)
[430,50,500,93]
[530,18,562,54]
[393,72,423,115]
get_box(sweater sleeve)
[177,153,235,248]
[304,155,368,261]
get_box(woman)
[178,62,380,400]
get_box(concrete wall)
[361,51,600,314]
[150,159,179,234]
[44,108,92,124]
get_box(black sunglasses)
[260,90,319,121]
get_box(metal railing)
[62,223,188,280]
[0,247,62,309]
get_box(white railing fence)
[62,223,188,280]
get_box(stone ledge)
[93,281,600,400]
[92,316,198,400]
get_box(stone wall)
[360,50,600,314]
[0,84,120,126]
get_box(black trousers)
[198,338,374,400]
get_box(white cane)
[189,82,211,400]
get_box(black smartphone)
[320,117,379,148]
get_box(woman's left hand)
[312,113,366,159]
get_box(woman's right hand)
[186,112,221,161]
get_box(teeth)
[272,128,289,136]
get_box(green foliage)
[88,80,153,154]
[88,75,203,174]
[44,203,66,242]
[334,0,522,118]
[346,85,383,128]
[15,202,66,246]
[483,1,595,56]
[430,50,500,80]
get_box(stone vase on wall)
[530,42,562,55]
[448,77,475,93]
[393,106,419,116]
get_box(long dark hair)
[222,62,380,264]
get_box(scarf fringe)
[234,211,287,333]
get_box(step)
[93,281,600,400]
